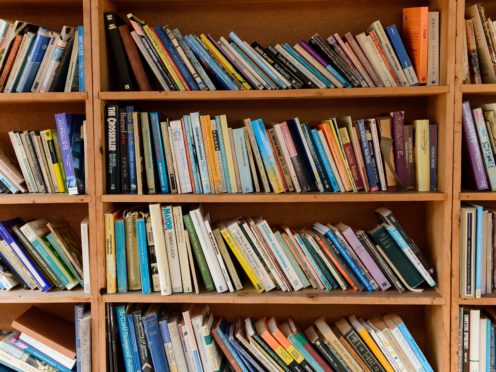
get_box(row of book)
[0,305,91,371]
[462,101,496,191]
[463,3,496,84]
[0,20,84,93]
[105,107,438,195]
[105,7,439,92]
[2,113,87,195]
[459,307,496,372]
[107,303,433,372]
[460,203,496,299]
[0,216,89,293]
[105,204,436,296]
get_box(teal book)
[302,124,332,191]
[287,333,325,372]
[116,305,136,372]
[215,116,231,193]
[274,231,310,289]
[232,127,253,193]
[282,43,333,87]
[310,128,340,192]
[45,232,83,286]
[136,217,151,294]
[115,218,127,293]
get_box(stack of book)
[462,101,496,191]
[105,107,438,195]
[106,303,433,372]
[463,2,496,84]
[0,216,89,293]
[0,305,91,371]
[459,307,496,371]
[5,113,87,195]
[105,204,436,296]
[0,21,84,93]
[459,203,496,299]
[104,7,439,91]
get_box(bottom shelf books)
[0,304,91,372]
[105,204,436,296]
[106,303,434,372]
[459,307,496,372]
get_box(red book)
[338,126,364,191]
[0,34,22,90]
[118,25,152,91]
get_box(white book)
[190,305,214,372]
[273,124,301,192]
[317,129,345,192]
[383,314,422,371]
[470,309,481,372]
[167,313,189,372]
[173,206,192,293]
[19,131,45,193]
[179,323,197,371]
[19,332,76,369]
[80,217,90,293]
[368,119,387,191]
[39,133,59,192]
[167,125,182,194]
[0,348,39,372]
[293,43,343,88]
[148,203,172,295]
[427,11,440,86]
[227,221,275,292]
[204,215,234,292]
[64,29,79,92]
[189,208,228,293]
[182,306,205,372]
[32,32,58,92]
[361,318,402,371]
[79,313,92,372]
[255,219,303,291]
[161,205,182,293]
[480,318,487,372]
[160,120,177,194]
[355,32,392,87]
[30,132,53,193]
[190,112,211,193]
[169,119,192,193]
[8,131,37,193]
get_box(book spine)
[77,26,84,92]
[127,315,142,372]
[404,124,415,190]
[143,313,169,371]
[356,119,379,191]
[114,218,127,293]
[140,113,156,194]
[136,218,151,294]
[115,306,136,372]
[125,107,137,194]
[105,105,120,193]
[390,111,408,188]
[158,320,178,371]
[104,13,133,90]
[385,24,419,86]
[55,114,77,194]
[429,124,437,191]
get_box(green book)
[46,232,83,286]
[368,225,424,289]
[183,214,214,291]
[275,231,310,289]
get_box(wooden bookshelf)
[90,0,456,371]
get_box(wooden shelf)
[457,296,496,306]
[0,289,91,303]
[103,288,444,305]
[101,192,446,204]
[98,86,450,102]
[0,194,91,204]
[460,84,496,94]
[458,192,496,201]
[0,92,86,103]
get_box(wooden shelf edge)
[0,289,91,303]
[460,84,496,94]
[0,92,87,103]
[101,192,447,203]
[458,192,496,201]
[457,297,496,306]
[98,86,450,101]
[102,289,445,305]
[0,194,91,204]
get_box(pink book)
[334,33,375,87]
[343,32,384,87]
[337,223,392,291]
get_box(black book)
[266,45,316,88]
[50,31,75,92]
[109,304,124,371]
[304,325,347,372]
[251,42,304,89]
[302,123,332,191]
[132,307,153,372]
[104,12,134,91]
[0,179,10,193]
[106,303,114,372]
[119,107,129,193]
[286,118,316,191]
[105,104,121,193]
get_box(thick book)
[105,105,120,193]
[402,7,429,84]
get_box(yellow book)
[200,33,251,90]
[41,129,66,192]
[413,119,430,191]
[104,211,117,294]
[325,119,355,191]
[348,315,394,372]
[201,115,221,193]
[219,224,264,293]
[127,13,185,91]
[220,114,238,193]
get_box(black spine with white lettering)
[106,104,121,193]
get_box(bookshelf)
[0,0,98,370]
[91,0,455,371]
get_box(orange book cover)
[180,117,195,193]
[317,123,353,191]
[200,115,218,192]
[403,6,429,84]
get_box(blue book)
[471,203,484,297]
[13,337,72,372]
[126,106,137,194]
[75,304,86,372]
[127,314,142,372]
[228,325,260,371]
[282,43,334,88]
[154,26,199,91]
[185,35,239,90]
[230,42,276,89]
[310,129,340,192]
[0,172,18,193]
[55,113,85,195]
[365,126,381,190]
[136,217,151,294]
[0,219,52,291]
[149,112,170,193]
[229,32,288,89]
[16,28,51,92]
[287,333,325,372]
[356,119,379,191]
[183,114,202,193]
[158,316,175,371]
[315,223,374,291]
[215,116,231,193]
[116,305,136,372]
[396,318,434,372]
[115,218,127,293]
[487,320,491,371]
[251,119,281,192]
[77,26,84,92]
[214,319,249,372]
[301,124,332,192]
[232,127,253,193]
[385,24,419,86]
[190,112,211,193]
[143,306,170,372]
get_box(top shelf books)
[102,5,441,92]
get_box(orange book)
[0,34,22,90]
[368,30,400,86]
[255,317,298,369]
[402,6,429,84]
[200,115,218,192]
[318,122,353,191]
[180,117,195,193]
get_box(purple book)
[391,111,408,189]
[462,101,489,190]
[337,223,391,291]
